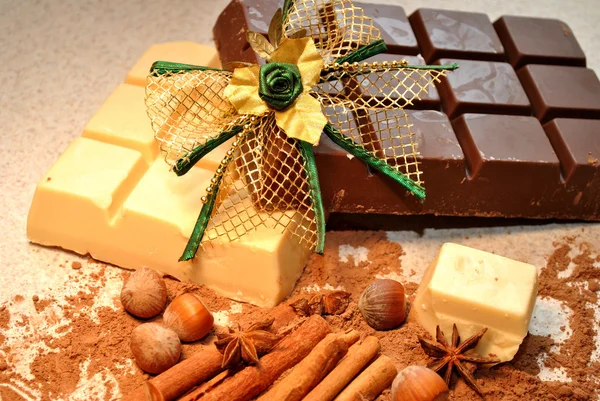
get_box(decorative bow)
[146,0,457,261]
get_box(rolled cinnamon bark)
[334,355,398,401]
[304,336,381,401]
[123,346,223,401]
[193,315,332,401]
[257,330,360,401]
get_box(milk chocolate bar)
[213,1,600,221]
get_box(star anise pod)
[214,318,281,368]
[418,325,501,396]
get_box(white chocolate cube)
[125,42,221,87]
[412,243,538,362]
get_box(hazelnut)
[163,293,214,342]
[131,322,181,374]
[391,365,449,401]
[358,279,406,330]
[120,267,167,319]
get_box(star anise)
[214,318,281,368]
[418,325,501,396]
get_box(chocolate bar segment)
[436,59,530,119]
[314,109,466,215]
[517,65,600,123]
[543,118,600,215]
[213,0,279,66]
[409,9,505,63]
[353,2,419,55]
[452,114,565,217]
[493,16,586,69]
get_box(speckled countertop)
[1,0,599,399]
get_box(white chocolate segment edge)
[412,242,538,362]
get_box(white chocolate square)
[125,42,221,87]
[412,243,538,362]
[27,137,147,255]
[83,84,158,163]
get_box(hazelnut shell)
[130,322,181,374]
[163,293,214,342]
[120,267,167,319]
[391,365,449,401]
[358,279,406,330]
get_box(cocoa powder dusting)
[0,233,599,400]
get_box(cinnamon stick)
[256,330,360,401]
[123,346,223,401]
[192,315,332,401]
[333,355,398,401]
[304,336,381,401]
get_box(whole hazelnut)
[163,293,214,342]
[358,279,406,330]
[391,365,449,401]
[131,322,181,374]
[120,267,167,319]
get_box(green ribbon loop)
[259,62,303,110]
[174,126,243,176]
[324,124,426,201]
[298,140,326,254]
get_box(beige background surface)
[1,0,600,399]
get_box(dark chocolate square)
[494,16,586,69]
[436,59,530,119]
[354,2,419,55]
[452,114,561,216]
[542,118,600,218]
[517,65,600,123]
[213,0,279,66]
[409,9,505,63]
[543,119,600,183]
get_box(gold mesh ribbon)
[146,0,457,261]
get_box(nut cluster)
[121,268,214,374]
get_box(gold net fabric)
[146,69,247,166]
[313,65,450,186]
[202,114,317,249]
[147,68,317,250]
[284,0,380,63]
[145,0,453,255]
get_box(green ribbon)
[298,140,326,254]
[259,62,303,110]
[174,126,242,176]
[179,176,224,261]
[324,124,426,201]
[336,39,388,65]
[150,61,222,76]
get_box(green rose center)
[258,62,303,111]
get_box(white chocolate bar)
[27,43,310,307]
[412,243,538,362]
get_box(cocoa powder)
[0,233,599,400]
